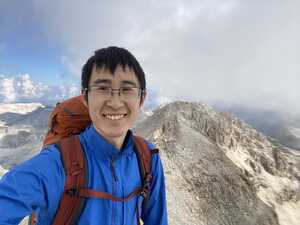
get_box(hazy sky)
[0,0,299,114]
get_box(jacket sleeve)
[0,146,65,225]
[141,149,168,225]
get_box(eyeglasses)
[85,85,144,102]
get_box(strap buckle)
[141,182,151,198]
[65,188,79,197]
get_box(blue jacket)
[0,125,168,225]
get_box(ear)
[81,89,88,107]
[139,90,147,107]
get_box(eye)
[121,87,135,94]
[96,86,110,92]
[122,87,133,91]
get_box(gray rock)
[134,101,300,225]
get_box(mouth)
[103,113,127,120]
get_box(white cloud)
[0,74,80,104]
[0,74,50,103]
[61,55,82,78]
[15,74,46,98]
[0,75,17,102]
[2,0,300,113]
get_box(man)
[0,46,168,225]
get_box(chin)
[106,129,128,138]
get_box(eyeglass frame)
[83,85,145,101]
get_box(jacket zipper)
[110,156,118,225]
[111,161,119,182]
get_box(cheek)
[129,104,141,118]
[88,100,103,118]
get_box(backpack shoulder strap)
[132,136,159,197]
[51,135,88,225]
[132,136,159,224]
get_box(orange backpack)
[43,95,91,146]
[30,95,158,225]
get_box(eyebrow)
[92,79,111,85]
[91,79,138,87]
[121,80,138,86]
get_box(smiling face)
[84,64,145,148]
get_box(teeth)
[104,114,126,120]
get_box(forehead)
[89,64,139,85]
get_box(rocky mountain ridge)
[134,101,300,225]
[0,106,52,168]
[215,105,300,150]
[0,165,7,177]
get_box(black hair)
[81,46,146,94]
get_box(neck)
[106,136,125,150]
[94,127,127,150]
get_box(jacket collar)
[80,124,134,161]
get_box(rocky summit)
[134,101,300,225]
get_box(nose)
[106,92,125,108]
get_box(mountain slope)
[0,165,7,178]
[0,103,44,115]
[0,106,53,168]
[216,106,300,150]
[134,101,300,225]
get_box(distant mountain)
[214,105,300,150]
[0,105,53,168]
[0,103,45,115]
[0,165,7,178]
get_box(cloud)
[2,0,300,114]
[0,74,80,105]
[60,55,82,78]
[0,75,16,102]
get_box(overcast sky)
[0,0,299,114]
